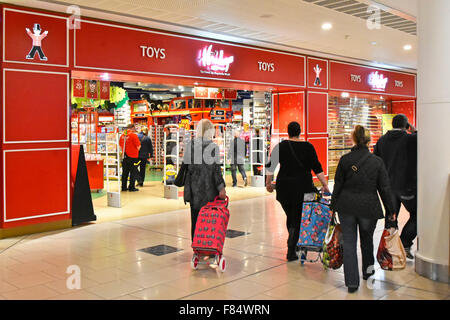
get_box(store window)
[328,94,390,179]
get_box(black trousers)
[27,46,46,59]
[137,157,147,184]
[393,191,417,248]
[340,214,378,288]
[231,164,247,185]
[121,157,139,190]
[190,206,201,241]
[278,193,304,250]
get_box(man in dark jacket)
[374,114,417,259]
[228,131,247,187]
[137,127,154,187]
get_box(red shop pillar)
[0,6,72,238]
[306,91,329,178]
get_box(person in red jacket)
[119,124,141,192]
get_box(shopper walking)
[266,121,330,261]
[183,119,227,241]
[331,125,396,293]
[228,130,248,187]
[119,124,141,192]
[374,114,417,259]
[137,127,154,187]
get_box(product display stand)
[250,129,266,187]
[163,124,179,200]
[105,132,121,207]
[213,124,226,177]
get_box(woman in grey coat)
[183,119,227,241]
[331,125,396,293]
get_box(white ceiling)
[5,0,418,71]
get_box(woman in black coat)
[266,122,331,261]
[331,125,396,293]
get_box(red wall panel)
[3,69,68,143]
[3,8,68,66]
[307,137,328,177]
[392,100,416,127]
[307,92,328,134]
[3,148,69,224]
[277,92,305,134]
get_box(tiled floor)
[0,194,448,300]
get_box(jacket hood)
[385,129,407,140]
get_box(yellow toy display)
[165,164,177,185]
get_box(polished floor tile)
[0,193,446,300]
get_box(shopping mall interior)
[0,0,448,306]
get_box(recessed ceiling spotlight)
[322,22,332,30]
[371,41,377,45]
[403,44,412,51]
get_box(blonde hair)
[142,127,148,135]
[352,125,371,146]
[196,119,214,140]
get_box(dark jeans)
[393,191,417,248]
[137,158,147,184]
[27,46,46,59]
[190,206,201,241]
[121,157,139,190]
[340,214,378,288]
[231,164,247,185]
[278,193,304,250]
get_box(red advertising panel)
[392,100,416,127]
[72,79,85,98]
[3,8,68,67]
[3,69,69,143]
[100,81,110,100]
[86,80,99,99]
[4,148,69,223]
[308,58,328,90]
[224,89,238,99]
[75,20,305,87]
[329,61,416,97]
[277,92,305,134]
[307,92,328,134]
[308,137,328,176]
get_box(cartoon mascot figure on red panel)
[25,23,49,61]
[313,64,322,86]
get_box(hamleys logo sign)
[368,71,388,91]
[197,45,234,76]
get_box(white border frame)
[329,60,417,98]
[307,136,329,178]
[3,147,70,222]
[3,8,70,68]
[307,57,329,90]
[3,68,70,144]
[74,19,307,88]
[307,91,329,135]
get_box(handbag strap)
[350,152,372,174]
[287,140,306,171]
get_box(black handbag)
[174,163,188,187]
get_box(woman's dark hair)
[392,114,408,129]
[352,125,371,146]
[287,122,301,138]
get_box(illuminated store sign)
[368,71,388,91]
[197,45,234,76]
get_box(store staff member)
[119,124,141,192]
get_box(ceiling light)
[322,22,332,30]
[403,44,412,51]
[371,41,377,45]
[341,92,349,98]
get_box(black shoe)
[128,188,139,192]
[244,178,248,187]
[363,272,375,280]
[232,184,237,188]
[137,183,143,187]
[286,248,298,261]
[405,247,414,260]
[348,286,359,293]
[121,188,128,192]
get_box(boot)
[286,228,299,261]
[405,247,414,260]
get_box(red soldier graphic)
[313,64,322,86]
[26,23,48,61]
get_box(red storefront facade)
[0,4,416,237]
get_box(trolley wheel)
[300,250,307,265]
[218,256,226,272]
[191,255,199,270]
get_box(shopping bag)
[377,228,407,270]
[322,213,343,270]
[298,198,332,248]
